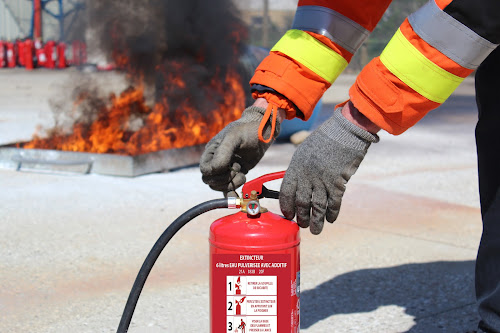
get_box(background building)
[233,0,427,71]
[233,0,297,49]
[0,0,85,41]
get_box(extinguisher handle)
[241,170,286,199]
[259,186,280,199]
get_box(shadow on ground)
[300,260,476,332]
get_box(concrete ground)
[0,69,482,332]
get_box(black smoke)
[88,0,248,109]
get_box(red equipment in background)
[57,42,66,68]
[33,0,42,41]
[44,41,56,69]
[71,40,87,66]
[0,41,5,68]
[0,39,88,70]
[209,172,300,333]
[24,39,34,70]
[16,40,25,67]
[6,42,16,68]
[34,39,46,67]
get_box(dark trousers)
[475,46,500,333]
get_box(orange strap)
[253,92,296,143]
[258,103,279,143]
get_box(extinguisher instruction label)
[212,254,291,332]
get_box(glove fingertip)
[279,197,295,221]
[227,173,246,191]
[326,209,339,224]
[280,205,295,221]
[310,219,324,235]
[208,137,240,174]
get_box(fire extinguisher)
[57,42,67,69]
[16,40,25,67]
[34,39,46,68]
[6,42,16,68]
[24,39,34,70]
[116,171,300,333]
[0,41,5,68]
[44,41,56,69]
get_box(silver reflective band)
[292,5,370,54]
[409,0,498,69]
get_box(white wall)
[0,0,80,41]
[0,0,30,40]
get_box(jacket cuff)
[349,57,439,135]
[250,52,330,121]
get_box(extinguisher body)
[6,42,16,68]
[16,40,25,67]
[57,42,66,69]
[0,41,5,68]
[210,211,300,333]
[24,39,34,70]
[44,41,56,69]
[34,39,46,68]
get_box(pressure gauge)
[246,200,260,216]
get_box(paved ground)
[0,69,482,332]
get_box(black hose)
[117,198,229,333]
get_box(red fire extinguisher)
[16,40,25,67]
[116,171,300,333]
[44,41,56,69]
[210,171,300,332]
[0,41,5,68]
[6,42,16,68]
[57,42,67,69]
[34,39,46,68]
[24,39,34,70]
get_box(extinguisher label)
[212,254,292,333]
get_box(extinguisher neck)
[239,190,268,216]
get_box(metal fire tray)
[0,144,204,177]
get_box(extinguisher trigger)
[259,185,280,199]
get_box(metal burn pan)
[0,144,204,177]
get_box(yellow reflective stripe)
[380,28,464,104]
[271,29,348,83]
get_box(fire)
[20,63,245,155]
[20,0,249,156]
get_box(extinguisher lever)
[241,170,286,199]
[259,185,280,199]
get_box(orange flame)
[21,16,247,156]
[21,64,245,155]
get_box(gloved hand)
[280,106,379,234]
[200,105,280,196]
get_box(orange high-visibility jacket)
[250,0,500,135]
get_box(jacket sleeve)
[350,0,500,135]
[250,0,393,120]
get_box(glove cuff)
[239,106,267,122]
[318,107,379,151]
[239,105,281,137]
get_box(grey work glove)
[200,106,280,195]
[280,107,379,234]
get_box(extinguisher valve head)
[240,190,268,216]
